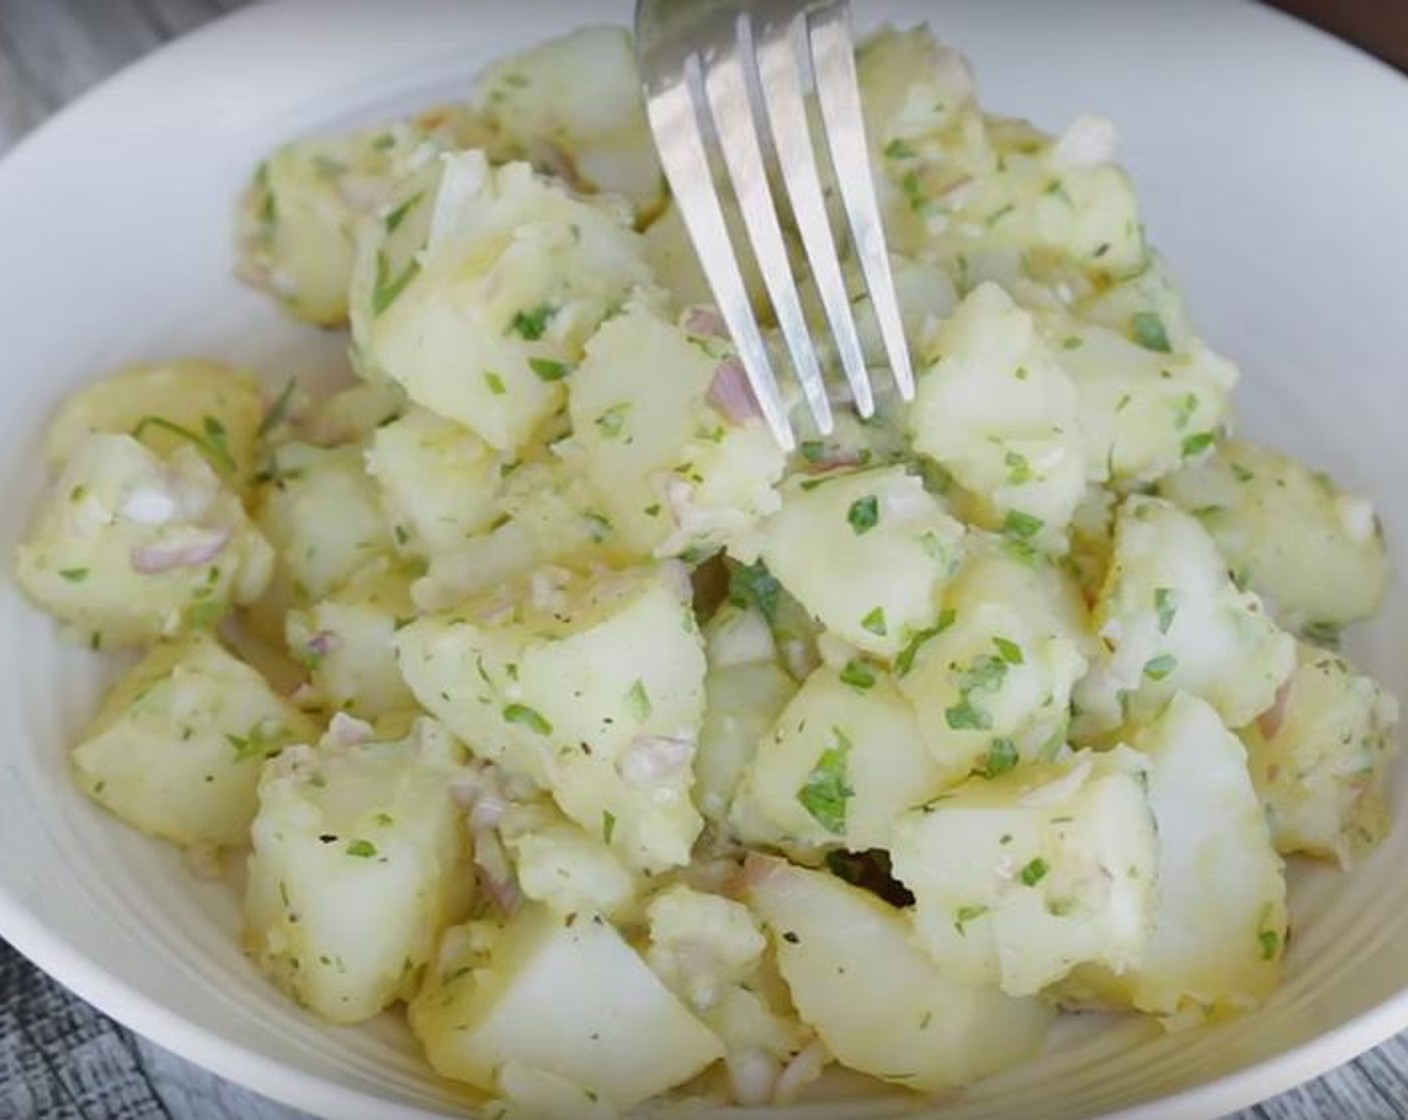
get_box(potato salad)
[15,22,1401,1119]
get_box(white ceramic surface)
[1,2,1406,1118]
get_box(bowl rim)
[2,3,1407,1119]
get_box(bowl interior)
[2,3,1407,1119]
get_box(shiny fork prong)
[807,0,915,401]
[642,72,796,451]
[753,9,874,418]
[702,21,833,436]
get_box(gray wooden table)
[1,1,1407,1118]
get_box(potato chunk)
[364,407,503,558]
[732,664,951,851]
[71,633,315,848]
[890,748,1156,995]
[745,857,1052,1094]
[908,283,1087,548]
[567,303,786,561]
[1062,693,1287,1024]
[409,906,722,1110]
[16,435,273,647]
[348,151,653,451]
[411,458,617,610]
[499,802,640,920]
[896,536,1089,772]
[735,465,965,659]
[236,109,475,325]
[244,716,470,1023]
[43,359,265,485]
[1075,496,1295,737]
[396,563,706,871]
[252,441,390,604]
[284,556,419,718]
[1241,643,1401,867]
[1046,316,1237,487]
[472,26,665,217]
[696,604,798,826]
[1159,441,1388,633]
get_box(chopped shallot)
[1257,679,1294,740]
[682,305,728,339]
[708,357,761,424]
[772,1039,828,1105]
[129,527,230,574]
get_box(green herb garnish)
[503,703,552,735]
[1131,311,1172,353]
[509,303,555,340]
[1143,653,1178,682]
[797,728,854,835]
[847,495,880,535]
[839,658,877,691]
[372,250,421,316]
[1019,857,1049,886]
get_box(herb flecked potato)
[13,16,1401,1118]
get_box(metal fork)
[635,0,914,452]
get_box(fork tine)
[643,75,796,450]
[806,0,916,401]
[702,22,834,436]
[753,10,874,418]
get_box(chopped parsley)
[1303,620,1342,649]
[896,608,956,676]
[993,637,1024,665]
[371,250,421,316]
[58,568,89,583]
[1258,928,1281,961]
[839,658,877,691]
[847,495,880,535]
[483,370,507,396]
[945,699,993,732]
[961,655,1009,695]
[799,440,828,464]
[528,357,570,382]
[883,138,918,160]
[1004,449,1032,485]
[346,839,377,859]
[626,679,652,720]
[1061,335,1084,350]
[503,703,552,735]
[1173,393,1198,430]
[509,303,555,340]
[1231,462,1256,483]
[131,415,237,476]
[953,904,989,935]
[1002,510,1044,541]
[1143,653,1178,682]
[1181,431,1215,458]
[602,810,617,845]
[728,561,781,623]
[1018,857,1050,886]
[1154,587,1177,635]
[383,190,424,233]
[257,378,298,439]
[584,511,613,541]
[225,720,285,763]
[797,728,854,835]
[986,202,1016,227]
[595,404,630,440]
[978,738,1019,778]
[860,606,888,637]
[1131,311,1172,353]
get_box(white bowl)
[2,2,1406,1118]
